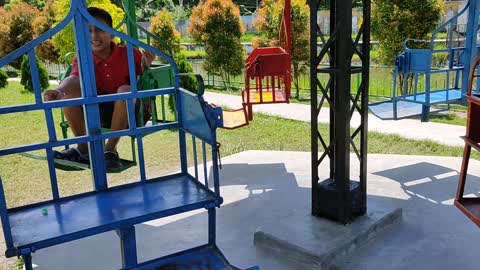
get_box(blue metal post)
[0,177,13,251]
[117,226,138,268]
[22,254,33,270]
[461,0,480,98]
[208,207,216,245]
[422,72,431,122]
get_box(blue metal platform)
[369,89,462,120]
[403,89,462,103]
[369,100,425,120]
[7,174,214,250]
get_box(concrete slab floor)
[26,151,480,270]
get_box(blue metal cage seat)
[369,0,480,122]
[0,1,257,269]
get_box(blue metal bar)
[45,148,60,199]
[126,98,137,132]
[73,1,107,190]
[193,136,198,180]
[0,177,13,249]
[0,122,178,156]
[425,73,431,106]
[0,88,175,114]
[179,130,188,174]
[461,0,479,96]
[27,51,43,103]
[125,43,138,132]
[413,74,419,101]
[44,104,60,199]
[136,135,147,182]
[202,141,208,188]
[211,136,221,201]
[118,226,138,268]
[126,43,139,94]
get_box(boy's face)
[89,17,113,56]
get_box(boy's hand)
[141,50,156,69]
[44,89,65,101]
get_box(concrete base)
[254,206,402,269]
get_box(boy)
[44,7,155,171]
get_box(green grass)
[423,113,466,126]
[182,49,206,59]
[0,81,474,210]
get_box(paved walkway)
[204,92,466,147]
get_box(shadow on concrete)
[342,161,480,270]
[372,161,480,204]
[30,158,480,270]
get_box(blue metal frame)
[374,0,480,122]
[0,1,254,269]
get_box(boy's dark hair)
[87,7,113,28]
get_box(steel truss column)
[310,0,370,224]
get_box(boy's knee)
[117,85,131,93]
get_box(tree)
[150,9,181,56]
[371,0,443,65]
[32,0,59,63]
[188,0,245,90]
[0,3,40,68]
[253,0,309,99]
[52,0,125,63]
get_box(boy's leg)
[62,88,88,155]
[105,85,131,152]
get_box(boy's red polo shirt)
[70,42,143,95]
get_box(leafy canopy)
[188,0,245,89]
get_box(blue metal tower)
[369,0,480,122]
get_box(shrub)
[20,54,49,93]
[167,52,199,113]
[188,0,245,89]
[52,0,125,63]
[0,69,8,89]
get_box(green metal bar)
[123,0,138,40]
[130,136,137,163]
[151,98,158,124]
[161,95,166,122]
